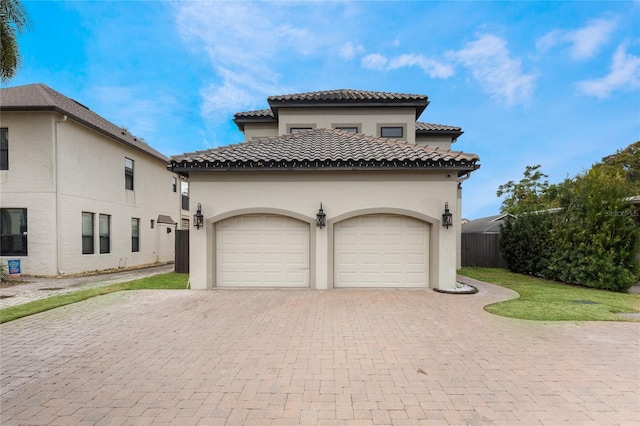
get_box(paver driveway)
[1,280,638,425]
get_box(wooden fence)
[175,230,189,273]
[461,233,507,268]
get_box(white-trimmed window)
[132,218,140,252]
[125,158,134,190]
[1,208,27,256]
[0,128,8,170]
[82,212,94,254]
[99,214,111,254]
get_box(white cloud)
[576,44,640,98]
[340,42,364,60]
[362,53,453,78]
[388,54,454,78]
[361,53,388,70]
[537,17,617,60]
[449,35,536,105]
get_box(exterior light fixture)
[194,203,204,230]
[442,202,453,229]
[316,203,326,229]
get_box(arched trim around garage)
[206,208,316,289]
[327,208,440,289]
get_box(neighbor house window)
[0,128,8,170]
[380,127,404,138]
[131,218,140,252]
[335,126,358,133]
[172,177,177,193]
[99,214,110,254]
[82,212,94,254]
[125,158,134,190]
[1,208,27,256]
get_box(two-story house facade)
[0,84,189,276]
[171,89,479,291]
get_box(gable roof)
[0,84,168,163]
[462,214,514,234]
[170,128,479,176]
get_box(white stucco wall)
[278,107,418,143]
[188,170,460,291]
[0,111,182,276]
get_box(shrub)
[0,263,7,282]
[498,161,640,292]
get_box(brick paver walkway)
[1,280,638,425]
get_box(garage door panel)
[335,214,429,288]
[217,215,310,288]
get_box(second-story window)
[380,127,404,138]
[125,158,134,190]
[290,127,313,133]
[0,128,8,170]
[172,177,177,192]
[335,127,358,133]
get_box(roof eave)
[268,100,429,118]
[170,163,479,177]
[1,105,169,164]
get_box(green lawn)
[0,273,189,324]
[458,267,640,321]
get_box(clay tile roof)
[415,122,462,132]
[0,83,168,162]
[267,89,428,103]
[170,128,479,176]
[233,108,275,119]
[266,89,430,118]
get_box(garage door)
[216,214,310,287]
[334,214,429,288]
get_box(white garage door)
[334,214,429,288]
[216,214,309,287]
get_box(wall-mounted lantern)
[442,202,453,229]
[194,203,204,230]
[316,203,326,229]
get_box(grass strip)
[0,273,189,324]
[459,267,640,321]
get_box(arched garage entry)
[330,209,438,289]
[213,210,314,288]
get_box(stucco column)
[315,225,329,290]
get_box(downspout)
[54,115,68,275]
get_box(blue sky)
[8,0,640,219]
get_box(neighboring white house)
[0,83,189,276]
[171,89,480,290]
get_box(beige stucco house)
[0,84,188,276]
[171,89,480,290]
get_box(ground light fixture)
[316,203,326,229]
[194,203,204,230]
[442,202,453,229]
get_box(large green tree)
[0,0,30,83]
[497,142,640,291]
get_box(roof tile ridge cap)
[35,83,58,107]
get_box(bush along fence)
[499,169,640,292]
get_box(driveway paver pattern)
[1,279,638,425]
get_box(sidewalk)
[0,263,175,308]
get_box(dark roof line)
[171,128,479,176]
[0,83,168,163]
